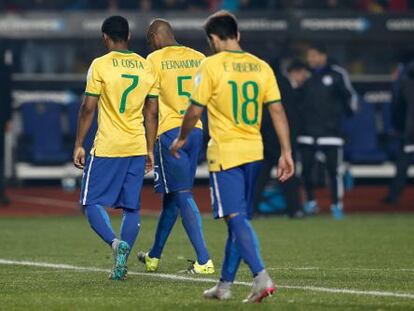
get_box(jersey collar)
[224,49,245,54]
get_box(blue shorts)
[80,155,145,210]
[210,161,262,219]
[154,127,203,194]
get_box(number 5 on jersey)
[177,75,192,115]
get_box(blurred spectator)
[20,41,75,73]
[153,0,188,10]
[359,0,409,12]
[298,44,358,219]
[254,59,308,218]
[384,60,414,204]
[0,43,12,206]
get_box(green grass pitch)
[0,214,413,310]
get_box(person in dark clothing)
[299,44,358,219]
[254,60,308,218]
[0,43,13,206]
[385,61,414,204]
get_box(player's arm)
[264,63,294,182]
[73,95,98,169]
[170,103,204,158]
[144,96,159,173]
[171,62,211,158]
[268,103,294,182]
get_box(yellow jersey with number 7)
[190,50,281,171]
[146,45,204,136]
[85,50,159,157]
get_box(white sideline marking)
[0,259,413,299]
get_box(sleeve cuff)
[190,98,205,108]
[146,94,159,99]
[264,99,281,106]
[85,92,100,98]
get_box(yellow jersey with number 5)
[190,50,281,171]
[85,50,159,157]
[146,45,204,136]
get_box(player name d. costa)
[112,58,144,69]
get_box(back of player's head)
[101,15,129,43]
[308,43,328,55]
[148,19,174,36]
[204,10,238,40]
[287,59,308,72]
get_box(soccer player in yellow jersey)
[137,19,214,274]
[73,16,159,281]
[171,11,294,302]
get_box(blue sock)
[221,226,241,282]
[175,191,210,265]
[84,204,117,246]
[228,214,265,276]
[120,208,141,250]
[148,194,179,259]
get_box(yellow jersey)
[190,50,281,171]
[85,50,159,157]
[146,45,204,136]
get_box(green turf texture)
[0,214,413,311]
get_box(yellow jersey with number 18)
[146,45,204,136]
[85,50,159,157]
[190,50,281,172]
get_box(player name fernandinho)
[161,59,202,70]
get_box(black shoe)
[0,196,10,206]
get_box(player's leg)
[174,190,212,272]
[177,128,212,272]
[80,155,123,246]
[299,143,319,214]
[147,128,212,273]
[242,161,275,302]
[323,145,344,219]
[138,137,180,272]
[144,193,178,261]
[205,164,274,302]
[80,156,131,280]
[84,204,117,246]
[120,207,141,256]
[112,156,146,279]
[204,225,240,300]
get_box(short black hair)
[287,59,308,72]
[308,43,327,55]
[204,10,238,40]
[101,15,129,42]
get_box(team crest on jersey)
[322,75,333,86]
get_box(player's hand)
[145,152,154,174]
[276,152,295,182]
[170,138,186,159]
[73,146,86,169]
